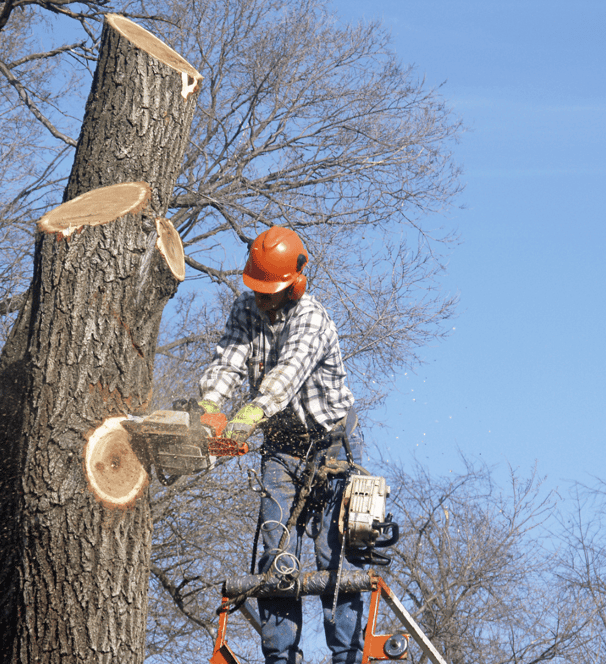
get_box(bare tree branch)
[0,57,77,146]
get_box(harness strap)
[324,410,358,466]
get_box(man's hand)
[198,399,220,414]
[225,404,265,442]
[172,398,220,414]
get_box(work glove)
[172,398,220,414]
[225,404,265,442]
[198,399,220,414]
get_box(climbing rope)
[218,442,322,614]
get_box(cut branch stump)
[155,217,185,282]
[64,14,203,215]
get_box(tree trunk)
[64,14,202,215]
[0,15,201,663]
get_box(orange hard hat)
[243,227,308,294]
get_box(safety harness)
[222,417,399,617]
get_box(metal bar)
[239,600,263,636]
[210,601,241,664]
[224,569,375,598]
[361,580,382,663]
[376,578,448,664]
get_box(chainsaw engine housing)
[345,475,389,546]
[124,410,217,476]
[339,474,400,565]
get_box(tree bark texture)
[0,15,201,663]
[64,14,202,216]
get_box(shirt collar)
[258,297,298,325]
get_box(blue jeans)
[257,413,365,664]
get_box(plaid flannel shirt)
[199,292,354,431]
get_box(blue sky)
[335,0,606,489]
[35,1,604,493]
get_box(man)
[199,226,365,664]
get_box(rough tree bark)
[0,15,200,663]
[63,14,202,213]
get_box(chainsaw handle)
[200,412,228,437]
[346,547,392,566]
[372,521,400,548]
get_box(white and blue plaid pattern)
[199,292,354,431]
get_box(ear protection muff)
[288,253,308,300]
[288,273,307,300]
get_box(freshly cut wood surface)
[156,217,185,281]
[84,417,148,509]
[107,14,202,99]
[38,182,150,237]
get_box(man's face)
[254,287,290,314]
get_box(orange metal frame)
[210,606,238,664]
[361,576,409,662]
[210,575,409,664]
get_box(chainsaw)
[339,473,400,566]
[325,471,400,621]
[122,400,248,486]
